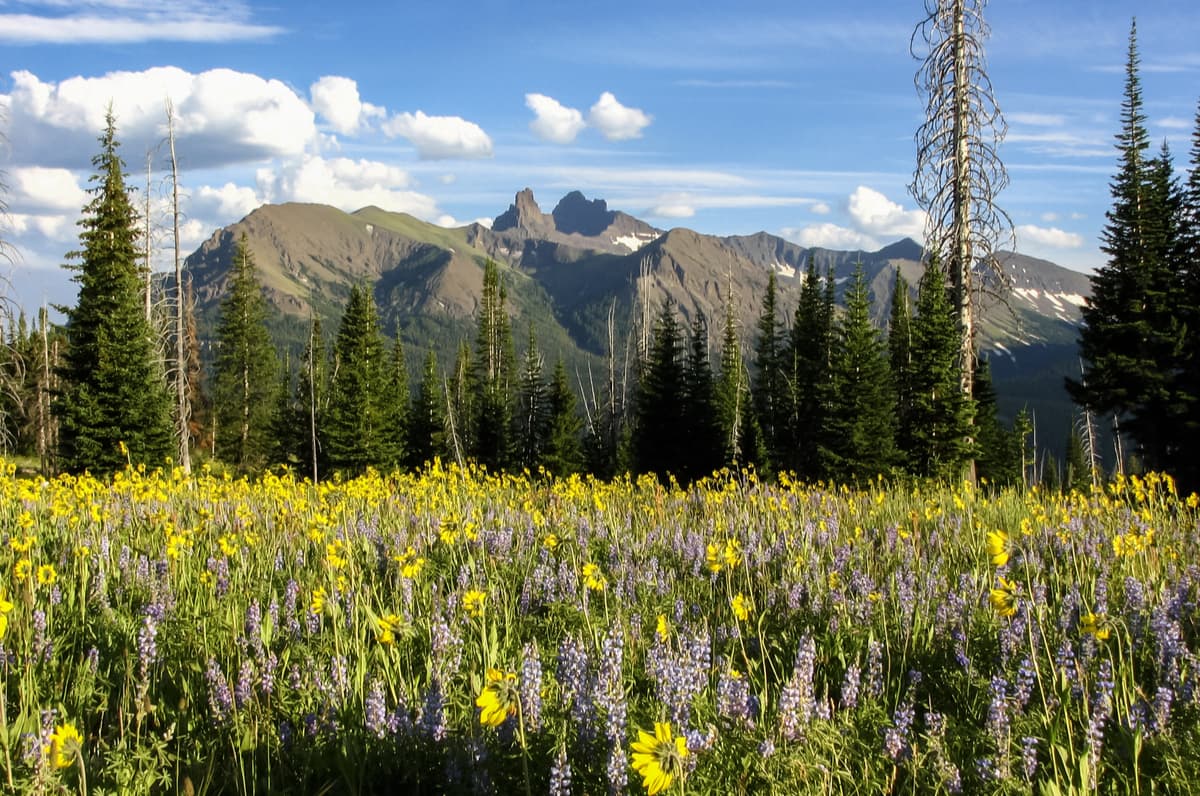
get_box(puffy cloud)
[7,213,73,240]
[382,110,493,160]
[588,92,651,141]
[525,93,586,144]
[810,201,831,215]
[310,76,384,136]
[1016,224,1084,249]
[257,154,439,217]
[2,67,317,170]
[782,223,877,251]
[190,182,262,222]
[649,203,696,219]
[846,186,925,239]
[8,167,87,213]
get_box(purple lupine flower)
[1055,640,1082,700]
[234,660,255,708]
[519,642,543,733]
[548,745,572,796]
[86,647,100,672]
[136,611,159,683]
[1151,686,1173,735]
[883,701,914,761]
[779,635,817,741]
[1021,736,1039,781]
[365,679,389,739]
[49,584,62,605]
[244,600,263,656]
[841,664,861,711]
[32,609,52,663]
[1013,657,1036,712]
[595,628,626,743]
[758,738,776,758]
[866,640,884,699]
[1124,577,1147,643]
[1088,659,1114,762]
[260,651,277,698]
[986,676,1011,780]
[430,616,463,684]
[284,579,301,637]
[604,743,626,795]
[420,681,447,741]
[206,658,234,724]
[717,665,753,725]
[557,636,593,743]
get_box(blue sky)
[2,0,1198,311]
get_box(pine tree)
[514,323,549,472]
[1064,427,1092,494]
[716,287,751,468]
[325,284,389,474]
[212,234,278,473]
[55,110,173,474]
[407,350,446,470]
[973,357,1019,487]
[634,300,686,479]
[1173,102,1200,492]
[888,271,917,466]
[543,358,584,478]
[786,261,834,480]
[1069,21,1181,475]
[751,272,787,474]
[907,263,974,479]
[681,311,722,482]
[827,263,896,483]
[383,338,410,470]
[183,277,210,458]
[268,352,299,468]
[471,260,516,470]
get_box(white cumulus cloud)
[8,167,88,213]
[782,223,877,250]
[525,93,586,144]
[383,110,493,160]
[257,155,439,217]
[846,186,925,239]
[310,76,384,136]
[811,201,831,215]
[1016,224,1084,249]
[2,67,317,170]
[190,182,262,222]
[649,204,696,219]
[588,92,651,141]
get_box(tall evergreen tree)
[888,271,917,465]
[268,352,299,468]
[751,272,787,474]
[383,338,411,469]
[294,316,328,481]
[212,234,278,473]
[543,358,584,478]
[973,357,1020,487]
[827,263,896,483]
[407,350,446,469]
[786,260,834,480]
[55,110,173,474]
[1064,427,1092,494]
[514,323,549,472]
[634,300,686,479]
[1069,21,1181,475]
[471,260,516,470]
[445,340,473,466]
[907,263,974,479]
[716,287,752,468]
[681,311,722,482]
[325,284,389,474]
[1174,102,1200,491]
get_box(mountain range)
[183,188,1094,459]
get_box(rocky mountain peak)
[492,188,550,233]
[551,190,616,237]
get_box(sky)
[1,0,1198,313]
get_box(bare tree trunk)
[144,151,153,323]
[37,305,51,475]
[951,0,975,400]
[166,100,192,474]
[308,321,319,483]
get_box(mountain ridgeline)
[183,189,1092,456]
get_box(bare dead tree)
[165,99,191,474]
[910,0,1014,404]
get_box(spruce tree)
[1174,102,1200,492]
[212,234,278,473]
[471,260,516,470]
[634,300,686,479]
[681,311,722,482]
[55,110,173,474]
[751,272,787,474]
[325,284,389,474]
[973,357,1019,487]
[1068,21,1180,474]
[514,323,549,472]
[407,350,446,469]
[827,263,896,483]
[268,353,299,468]
[786,261,834,480]
[383,338,411,470]
[716,289,752,468]
[888,271,917,466]
[907,263,973,479]
[543,358,584,478]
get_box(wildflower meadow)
[2,459,1199,794]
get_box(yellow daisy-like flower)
[475,668,519,727]
[463,589,487,618]
[37,564,57,586]
[14,558,32,583]
[376,613,405,645]
[630,721,688,796]
[310,587,327,615]
[655,614,670,641]
[44,721,82,769]
[0,589,13,641]
[705,543,723,573]
[985,530,1010,567]
[722,538,742,569]
[582,563,607,592]
[990,576,1018,618]
[1080,611,1111,641]
[731,592,751,622]
[543,533,559,551]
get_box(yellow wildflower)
[0,589,12,640]
[656,614,670,641]
[463,589,487,618]
[731,592,751,622]
[36,564,57,586]
[310,587,327,615]
[986,530,1010,568]
[630,721,688,796]
[14,558,32,583]
[44,721,82,769]
[376,613,405,645]
[1080,611,1111,641]
[582,563,607,592]
[475,668,519,727]
[990,577,1018,618]
[705,542,723,573]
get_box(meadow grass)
[1,460,1198,794]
